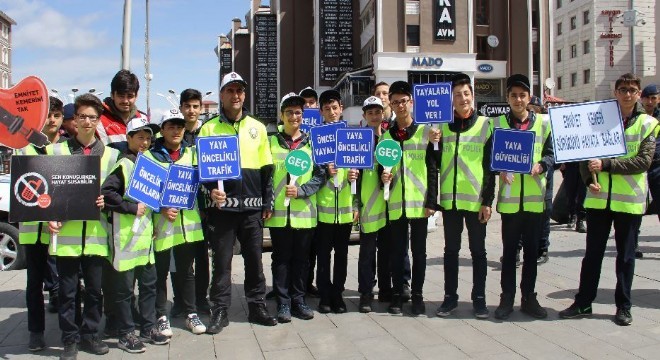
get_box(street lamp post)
[156,92,178,108]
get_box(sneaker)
[359,294,374,313]
[473,297,489,319]
[576,219,587,233]
[318,300,332,314]
[28,332,45,352]
[60,341,77,360]
[170,301,185,318]
[79,335,109,355]
[566,215,577,229]
[559,303,592,319]
[411,293,426,315]
[494,293,514,320]
[157,316,173,337]
[401,284,412,303]
[186,313,207,334]
[537,251,549,265]
[277,304,292,323]
[117,333,146,354]
[291,302,314,320]
[388,294,402,315]
[520,293,548,319]
[436,295,458,317]
[614,307,632,326]
[635,250,643,259]
[332,296,347,314]
[207,308,229,334]
[139,327,171,345]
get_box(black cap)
[389,81,412,97]
[319,90,342,107]
[450,73,471,87]
[506,74,530,92]
[62,103,75,120]
[641,84,659,98]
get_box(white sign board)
[548,99,627,163]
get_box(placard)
[160,164,199,210]
[196,136,242,181]
[126,153,167,211]
[300,108,323,133]
[334,128,374,169]
[310,122,346,165]
[10,155,100,222]
[490,129,536,173]
[413,83,453,124]
[548,100,627,163]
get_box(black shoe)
[411,293,425,315]
[60,342,77,360]
[576,219,586,233]
[614,307,632,326]
[139,327,171,345]
[79,335,109,355]
[306,284,320,298]
[388,294,402,315]
[494,293,514,320]
[318,297,332,314]
[520,293,548,319]
[473,296,489,319]
[359,294,374,313]
[537,251,549,265]
[277,304,291,323]
[291,302,314,320]
[378,291,392,303]
[436,294,458,317]
[566,215,577,229]
[206,308,229,334]
[248,304,278,326]
[48,293,59,314]
[28,332,45,352]
[331,296,347,314]
[196,299,211,314]
[635,250,643,259]
[117,333,146,354]
[103,326,119,339]
[265,290,276,300]
[559,303,592,319]
[170,301,185,318]
[401,284,411,302]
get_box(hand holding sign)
[196,136,242,209]
[284,150,312,207]
[413,83,453,150]
[335,128,374,195]
[375,139,402,201]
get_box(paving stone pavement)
[2,174,660,359]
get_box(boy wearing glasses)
[559,73,658,326]
[47,94,121,360]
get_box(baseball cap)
[319,90,342,107]
[62,103,75,121]
[362,96,384,111]
[220,72,248,91]
[506,74,531,92]
[157,108,186,127]
[126,117,160,135]
[299,86,318,100]
[280,92,306,112]
[641,84,659,98]
[389,81,412,97]
[529,96,543,107]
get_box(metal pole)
[144,0,151,116]
[631,0,636,74]
[121,0,132,70]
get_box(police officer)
[200,72,277,333]
[559,73,658,326]
[435,73,494,319]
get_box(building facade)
[0,11,16,89]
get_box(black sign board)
[220,48,233,86]
[477,102,510,117]
[253,13,278,124]
[435,0,456,41]
[10,155,101,222]
[319,0,354,83]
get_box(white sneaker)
[157,316,173,337]
[186,313,206,335]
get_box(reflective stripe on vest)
[17,145,50,244]
[359,160,387,233]
[317,167,354,224]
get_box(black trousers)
[308,229,317,288]
[442,210,487,300]
[112,263,157,335]
[270,226,313,306]
[57,256,105,344]
[194,239,210,302]
[208,210,266,311]
[575,209,641,310]
[315,222,352,302]
[358,231,378,295]
[155,241,199,317]
[390,216,428,295]
[563,162,587,219]
[25,242,58,333]
[500,212,542,295]
[541,167,554,252]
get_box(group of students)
[16,69,658,360]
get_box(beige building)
[0,11,16,89]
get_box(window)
[557,0,562,9]
[405,0,420,15]
[476,0,489,25]
[1,24,7,39]
[476,36,489,60]
[583,40,590,54]
[557,76,563,90]
[571,44,577,58]
[583,69,591,84]
[406,25,420,47]
[571,73,577,87]
[1,47,6,65]
[557,22,562,36]
[557,49,562,62]
[2,72,7,89]
[583,10,590,25]
[570,16,577,30]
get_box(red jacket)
[96,99,148,145]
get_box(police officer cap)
[529,96,543,107]
[506,74,531,92]
[362,96,384,111]
[641,84,659,98]
[62,103,75,121]
[319,90,342,107]
[220,72,248,91]
[389,81,412,96]
[280,92,306,112]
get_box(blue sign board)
[160,164,199,209]
[490,128,536,173]
[412,83,454,124]
[126,154,168,211]
[310,121,346,165]
[334,128,374,169]
[300,108,323,133]
[196,136,241,182]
